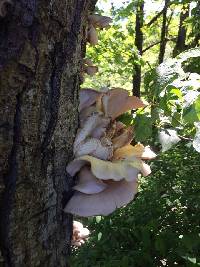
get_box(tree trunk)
[158,0,170,64]
[0,0,96,266]
[189,1,200,48]
[132,0,144,97]
[173,4,189,57]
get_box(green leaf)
[155,236,166,255]
[183,95,200,124]
[118,112,133,126]
[96,216,102,223]
[98,232,102,241]
[134,114,152,142]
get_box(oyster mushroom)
[113,144,157,160]
[102,88,146,120]
[73,166,107,194]
[72,221,90,247]
[66,155,145,181]
[88,14,112,29]
[87,24,98,45]
[73,113,110,151]
[65,179,138,216]
[79,88,102,112]
[74,137,113,160]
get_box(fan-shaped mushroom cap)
[65,179,138,216]
[73,221,83,230]
[79,89,102,112]
[72,221,90,246]
[79,106,97,126]
[88,14,112,29]
[84,66,98,76]
[73,113,110,150]
[74,137,113,160]
[87,24,98,45]
[66,155,143,181]
[73,166,107,194]
[112,126,133,149]
[102,88,146,120]
[114,144,157,160]
[83,58,93,66]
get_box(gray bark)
[173,4,189,57]
[158,0,170,64]
[0,0,96,266]
[132,0,144,98]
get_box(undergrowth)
[70,144,200,267]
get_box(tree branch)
[142,37,176,53]
[146,2,172,27]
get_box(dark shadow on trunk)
[173,4,189,57]
[0,1,97,266]
[132,0,144,97]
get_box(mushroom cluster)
[87,14,112,46]
[80,14,112,81]
[64,88,156,217]
[72,221,90,247]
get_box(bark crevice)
[0,92,22,266]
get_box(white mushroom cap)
[102,88,146,120]
[73,166,107,194]
[65,179,138,216]
[66,155,141,182]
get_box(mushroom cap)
[88,14,112,29]
[73,166,108,194]
[74,137,113,160]
[65,179,138,216]
[102,88,146,120]
[84,66,98,76]
[112,126,133,149]
[79,88,102,112]
[73,113,110,151]
[73,221,83,230]
[66,155,143,182]
[114,144,157,160]
[87,24,98,45]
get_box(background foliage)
[71,145,200,267]
[72,0,200,265]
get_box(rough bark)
[0,0,96,266]
[132,0,144,97]
[158,0,170,64]
[173,4,189,57]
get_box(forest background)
[71,0,200,266]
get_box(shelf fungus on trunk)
[72,221,90,247]
[64,88,156,217]
[87,14,112,46]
